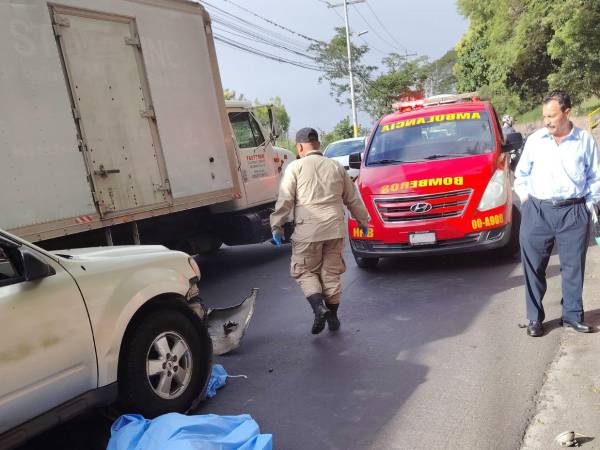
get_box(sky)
[203,0,469,134]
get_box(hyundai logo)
[410,202,433,213]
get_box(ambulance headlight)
[477,170,507,211]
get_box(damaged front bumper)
[188,288,258,356]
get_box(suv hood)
[51,245,175,261]
[359,153,497,196]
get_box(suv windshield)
[324,139,365,157]
[366,111,494,165]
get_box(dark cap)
[296,127,319,143]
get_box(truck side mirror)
[20,248,55,281]
[502,132,523,152]
[267,106,279,140]
[349,152,362,169]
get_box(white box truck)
[1,0,289,252]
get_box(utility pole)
[327,0,364,138]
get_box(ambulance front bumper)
[350,224,512,258]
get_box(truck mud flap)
[205,288,258,355]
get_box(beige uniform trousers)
[290,238,346,305]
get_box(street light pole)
[328,0,364,138]
[342,0,359,137]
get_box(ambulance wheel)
[352,251,379,269]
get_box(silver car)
[0,229,255,448]
[323,137,366,180]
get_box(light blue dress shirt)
[514,125,600,209]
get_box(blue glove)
[272,232,282,247]
[362,227,370,237]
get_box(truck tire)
[119,309,210,417]
[352,250,379,269]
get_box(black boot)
[307,294,329,334]
[326,303,340,331]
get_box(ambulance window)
[229,112,257,148]
[249,115,266,146]
[367,111,494,165]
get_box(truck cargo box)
[1,0,239,242]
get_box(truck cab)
[215,101,281,212]
[348,93,523,268]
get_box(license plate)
[409,232,436,245]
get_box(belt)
[538,197,585,207]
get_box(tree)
[320,117,356,149]
[424,49,458,95]
[453,0,599,114]
[362,56,429,118]
[547,0,600,99]
[223,89,246,101]
[253,96,291,138]
[309,27,376,107]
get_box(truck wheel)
[352,250,379,269]
[119,309,210,417]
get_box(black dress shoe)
[527,321,544,337]
[561,319,593,333]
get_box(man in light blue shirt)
[515,91,600,337]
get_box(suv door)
[0,236,97,434]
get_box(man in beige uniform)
[271,127,370,334]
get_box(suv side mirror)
[349,152,362,169]
[20,248,55,282]
[502,132,524,152]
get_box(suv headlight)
[477,169,507,211]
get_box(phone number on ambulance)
[472,213,504,230]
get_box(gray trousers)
[520,197,590,323]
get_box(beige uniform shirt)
[271,151,370,242]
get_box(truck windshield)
[366,111,494,165]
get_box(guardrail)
[588,106,600,131]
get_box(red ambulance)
[347,93,524,268]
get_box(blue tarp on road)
[107,413,272,450]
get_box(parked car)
[0,228,256,448]
[323,137,366,180]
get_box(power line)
[200,1,307,49]
[213,26,316,60]
[365,2,414,55]
[213,35,322,71]
[351,4,405,54]
[320,0,388,56]
[217,0,323,44]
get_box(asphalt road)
[20,241,567,450]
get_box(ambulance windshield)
[367,111,494,165]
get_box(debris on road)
[206,364,248,399]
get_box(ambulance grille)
[374,189,473,223]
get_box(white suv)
[0,229,255,449]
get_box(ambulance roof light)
[423,92,481,107]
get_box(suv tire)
[119,309,210,417]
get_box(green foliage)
[223,89,246,101]
[254,96,291,138]
[454,0,599,114]
[362,56,429,118]
[309,27,376,107]
[547,0,600,100]
[320,117,360,149]
[425,49,458,94]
